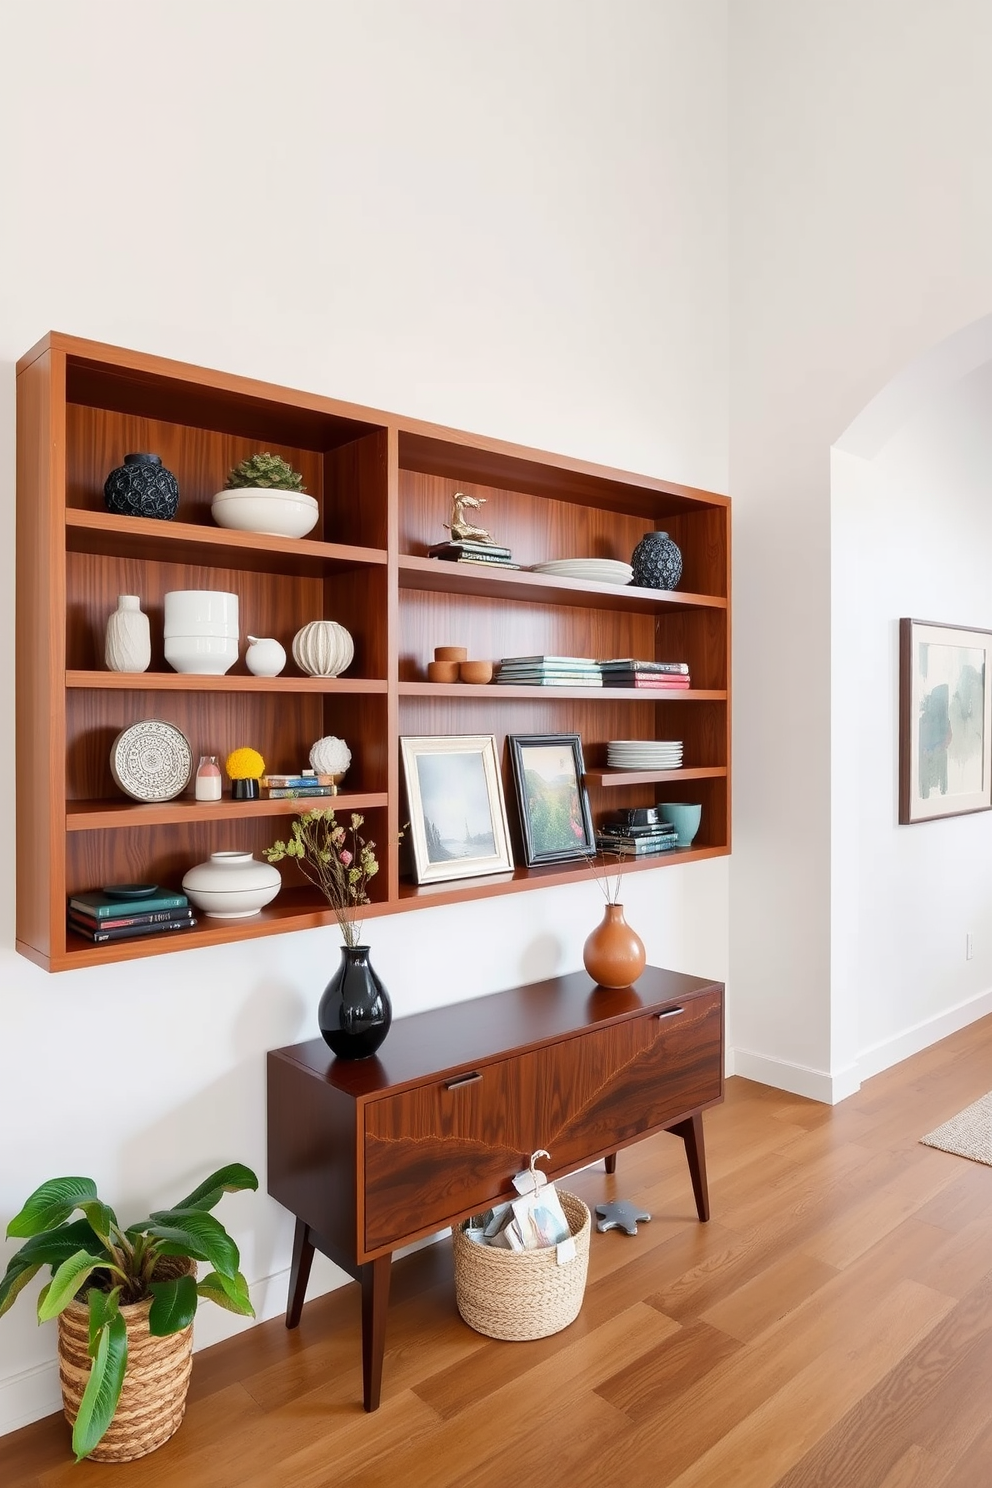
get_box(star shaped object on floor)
[595,1200,652,1235]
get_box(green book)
[68,889,189,920]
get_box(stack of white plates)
[607,740,684,769]
[531,558,634,585]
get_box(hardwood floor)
[5,1012,992,1486]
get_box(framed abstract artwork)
[508,733,595,866]
[899,618,992,824]
[400,734,514,884]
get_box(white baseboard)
[729,1047,843,1103]
[855,986,992,1084]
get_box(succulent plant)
[225,453,306,493]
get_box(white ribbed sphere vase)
[292,620,354,677]
[105,595,151,673]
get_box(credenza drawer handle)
[444,1072,482,1090]
[655,1006,685,1019]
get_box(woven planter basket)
[452,1191,591,1341]
[57,1257,195,1462]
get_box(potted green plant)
[0,1163,257,1462]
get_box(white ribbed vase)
[105,595,151,673]
[292,620,354,677]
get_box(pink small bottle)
[195,755,223,802]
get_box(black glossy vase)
[318,945,392,1059]
[104,453,180,520]
[631,530,682,590]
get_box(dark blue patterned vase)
[318,944,392,1058]
[631,530,682,590]
[104,453,180,520]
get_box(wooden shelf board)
[584,766,728,786]
[397,554,726,612]
[66,509,388,578]
[51,888,394,970]
[66,792,389,832]
[66,671,388,693]
[396,843,729,909]
[398,682,726,702]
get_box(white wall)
[832,359,992,1084]
[729,0,992,1100]
[0,1,729,1435]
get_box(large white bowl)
[211,489,320,540]
[164,634,239,675]
[164,589,239,637]
[183,851,281,918]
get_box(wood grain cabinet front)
[526,989,723,1175]
[267,966,724,1413]
[364,1058,531,1251]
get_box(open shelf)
[17,331,731,970]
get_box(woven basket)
[57,1257,195,1462]
[452,1191,591,1341]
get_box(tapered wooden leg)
[604,1151,617,1174]
[286,1218,315,1328]
[361,1253,392,1412]
[671,1111,710,1221]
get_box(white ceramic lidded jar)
[182,852,281,919]
[105,595,151,673]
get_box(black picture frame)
[508,733,595,866]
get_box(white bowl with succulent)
[211,453,319,539]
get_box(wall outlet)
[966,933,974,961]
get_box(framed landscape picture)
[899,618,992,824]
[400,735,514,884]
[507,733,595,866]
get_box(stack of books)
[599,659,691,689]
[260,772,340,799]
[596,817,680,857]
[68,889,196,944]
[428,540,519,569]
[496,655,604,687]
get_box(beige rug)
[921,1092,992,1167]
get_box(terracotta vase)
[582,903,646,989]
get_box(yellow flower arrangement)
[225,747,264,781]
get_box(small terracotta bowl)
[434,646,468,663]
[427,660,461,683]
[459,660,494,685]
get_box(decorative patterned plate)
[109,720,193,802]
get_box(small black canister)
[104,453,180,520]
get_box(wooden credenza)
[266,965,724,1410]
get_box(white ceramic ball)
[292,620,354,677]
[245,636,287,677]
[309,735,352,777]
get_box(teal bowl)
[658,802,702,847]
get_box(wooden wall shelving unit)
[16,333,731,971]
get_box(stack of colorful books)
[496,655,604,687]
[599,659,691,689]
[260,773,340,799]
[67,888,196,944]
[596,813,680,857]
[428,540,519,569]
